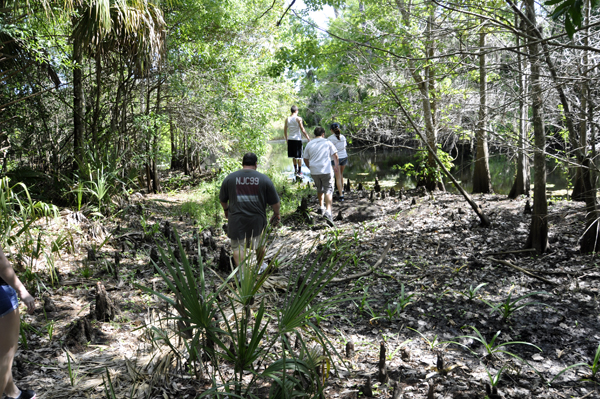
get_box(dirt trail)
[12,187,600,399]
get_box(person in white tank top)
[284,105,311,176]
[328,122,348,201]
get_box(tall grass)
[0,176,58,247]
[68,162,127,217]
[0,177,59,295]
[180,166,310,230]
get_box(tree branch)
[255,0,277,23]
[488,257,557,285]
[277,0,296,26]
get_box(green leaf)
[551,1,575,19]
[545,0,572,5]
[568,5,583,27]
[565,16,576,38]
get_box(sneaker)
[258,262,268,274]
[317,207,325,215]
[6,389,36,399]
[339,195,345,202]
[323,211,335,227]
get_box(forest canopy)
[1,0,599,251]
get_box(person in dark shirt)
[219,153,280,273]
[0,246,36,399]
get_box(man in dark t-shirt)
[219,153,280,272]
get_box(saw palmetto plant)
[140,228,353,398]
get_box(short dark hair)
[242,153,258,166]
[291,105,298,113]
[314,127,325,136]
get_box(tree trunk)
[110,58,122,159]
[72,36,84,175]
[590,96,596,195]
[145,163,152,192]
[590,93,596,193]
[571,68,586,200]
[184,129,190,175]
[91,50,101,159]
[424,6,442,191]
[472,24,493,194]
[400,1,441,192]
[524,0,548,254]
[506,1,589,202]
[170,112,176,168]
[579,155,600,252]
[578,0,600,253]
[152,69,162,193]
[508,11,530,199]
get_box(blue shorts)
[0,285,19,318]
[331,157,348,167]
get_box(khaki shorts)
[312,173,334,194]
[230,235,262,252]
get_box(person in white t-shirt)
[303,127,339,224]
[283,105,311,176]
[328,122,348,202]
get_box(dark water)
[266,140,570,195]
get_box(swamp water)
[265,139,570,196]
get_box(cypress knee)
[345,341,355,358]
[378,341,388,383]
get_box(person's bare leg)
[232,249,241,267]
[256,247,266,265]
[294,158,302,174]
[317,192,324,209]
[234,246,254,282]
[0,308,21,398]
[325,193,333,214]
[334,168,343,197]
[233,246,248,272]
[339,165,346,195]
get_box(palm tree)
[69,0,165,172]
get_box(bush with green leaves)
[394,143,454,184]
[139,229,352,398]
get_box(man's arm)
[269,202,281,226]
[298,118,310,141]
[332,153,339,172]
[303,158,310,168]
[283,118,288,141]
[220,201,229,219]
[219,179,230,219]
